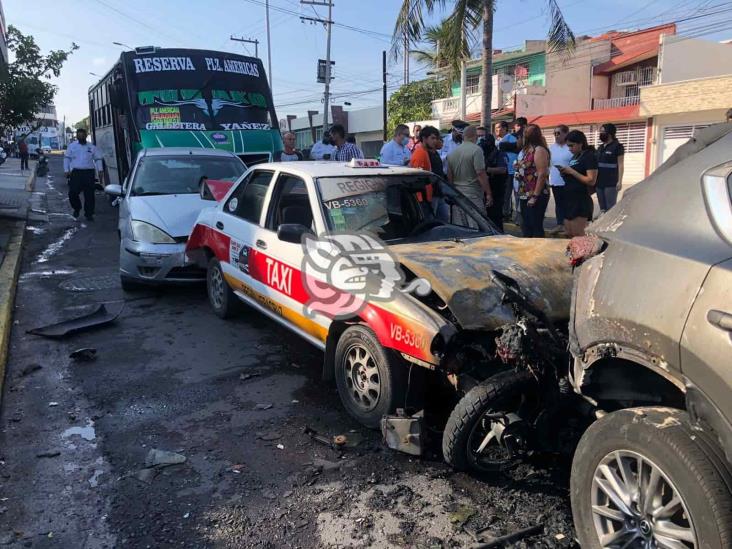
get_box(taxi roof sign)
[348,158,382,168]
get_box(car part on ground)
[571,407,732,549]
[27,303,124,338]
[381,409,424,456]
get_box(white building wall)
[659,35,732,83]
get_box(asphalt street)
[0,156,576,548]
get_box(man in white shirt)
[548,124,573,229]
[440,120,467,174]
[379,124,411,166]
[63,128,104,221]
[310,131,337,160]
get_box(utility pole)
[301,1,333,132]
[230,35,259,58]
[382,51,387,142]
[265,0,273,93]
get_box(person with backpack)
[557,130,598,237]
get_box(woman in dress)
[558,130,598,237]
[514,124,550,237]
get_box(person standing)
[407,125,422,152]
[548,125,573,230]
[595,123,625,213]
[558,130,598,237]
[409,126,438,172]
[64,128,103,221]
[18,139,29,172]
[494,121,518,220]
[515,124,551,238]
[430,135,445,178]
[380,124,412,166]
[331,124,364,162]
[447,126,492,226]
[310,130,337,160]
[279,131,303,161]
[440,120,467,173]
[480,134,508,232]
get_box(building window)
[465,73,480,95]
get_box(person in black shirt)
[480,134,508,232]
[595,123,625,213]
[558,130,598,237]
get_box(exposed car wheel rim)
[209,265,225,310]
[467,411,524,471]
[591,449,696,548]
[342,343,380,412]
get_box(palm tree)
[409,20,472,82]
[393,0,574,128]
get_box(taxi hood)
[389,236,572,330]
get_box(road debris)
[239,372,260,381]
[69,348,97,362]
[381,409,423,456]
[48,402,59,407]
[27,303,123,339]
[231,464,245,474]
[304,426,347,450]
[448,505,476,526]
[18,364,42,377]
[475,524,544,548]
[256,432,282,441]
[254,403,273,411]
[276,444,285,450]
[36,451,61,458]
[145,449,186,468]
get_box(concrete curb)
[0,171,35,398]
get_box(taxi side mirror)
[104,184,123,197]
[277,223,312,244]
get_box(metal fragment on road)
[145,449,186,468]
[69,348,97,362]
[28,303,123,339]
[36,451,61,458]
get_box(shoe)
[72,210,80,219]
[85,215,95,222]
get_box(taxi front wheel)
[334,325,408,429]
[207,257,242,319]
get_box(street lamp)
[112,41,133,49]
[89,72,101,77]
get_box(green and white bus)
[89,47,283,186]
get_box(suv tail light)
[567,235,604,267]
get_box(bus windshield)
[123,49,276,132]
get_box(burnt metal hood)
[390,236,572,330]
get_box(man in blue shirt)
[495,120,518,220]
[379,124,412,166]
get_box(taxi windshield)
[315,174,496,241]
[131,155,245,196]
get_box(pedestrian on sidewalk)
[279,131,303,161]
[480,133,508,232]
[548,124,572,231]
[64,128,103,221]
[380,124,412,166]
[18,139,29,172]
[595,123,624,213]
[494,121,518,221]
[515,124,550,238]
[447,125,492,228]
[558,130,598,237]
[331,124,364,162]
[310,130,337,160]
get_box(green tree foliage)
[387,79,448,134]
[74,117,90,132]
[0,26,77,137]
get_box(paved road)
[0,156,575,548]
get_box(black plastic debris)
[69,348,97,362]
[28,303,123,339]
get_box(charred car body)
[184,160,573,433]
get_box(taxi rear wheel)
[334,325,408,429]
[207,257,241,319]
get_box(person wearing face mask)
[440,120,467,174]
[379,124,412,166]
[595,123,625,213]
[63,128,103,221]
[310,130,337,160]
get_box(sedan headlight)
[130,220,175,244]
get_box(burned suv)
[568,125,732,548]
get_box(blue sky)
[4,0,731,127]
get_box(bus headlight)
[131,220,176,244]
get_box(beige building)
[641,35,732,172]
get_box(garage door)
[660,124,710,165]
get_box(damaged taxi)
[568,124,732,548]
[185,159,572,429]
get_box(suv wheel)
[207,257,241,319]
[334,325,407,429]
[571,407,732,549]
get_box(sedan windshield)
[316,174,497,241]
[132,156,245,196]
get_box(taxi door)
[247,171,329,348]
[216,168,276,294]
